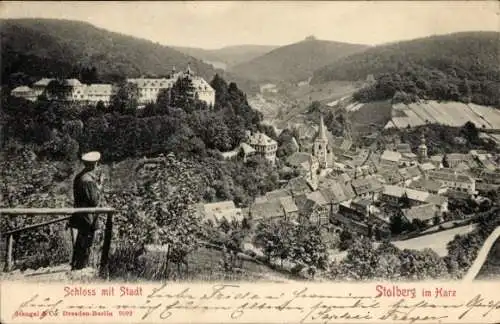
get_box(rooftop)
[402,204,437,222]
[428,169,474,183]
[248,132,277,146]
[380,150,402,163]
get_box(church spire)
[318,114,327,141]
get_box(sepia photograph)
[1,0,499,296]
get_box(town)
[1,6,499,283]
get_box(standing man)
[70,151,104,270]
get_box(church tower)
[418,133,428,163]
[313,115,329,169]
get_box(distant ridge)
[229,37,369,84]
[173,44,279,68]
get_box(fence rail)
[0,207,117,276]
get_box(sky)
[2,1,499,49]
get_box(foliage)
[110,82,139,113]
[1,18,217,88]
[253,219,328,276]
[383,123,499,155]
[330,238,448,281]
[444,207,500,278]
[312,32,500,107]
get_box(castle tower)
[418,133,428,163]
[313,115,329,169]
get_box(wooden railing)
[0,207,117,276]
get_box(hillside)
[229,37,369,84]
[173,44,278,70]
[311,32,500,107]
[1,19,220,87]
[312,32,500,83]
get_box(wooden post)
[99,212,113,278]
[5,234,13,272]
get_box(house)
[428,169,476,194]
[11,86,37,101]
[445,153,472,169]
[396,143,412,154]
[17,78,114,105]
[250,199,285,221]
[246,132,278,165]
[195,201,244,225]
[250,195,299,222]
[285,177,313,195]
[239,143,256,162]
[286,152,314,172]
[429,155,444,168]
[378,167,404,185]
[419,162,436,173]
[398,165,422,185]
[265,189,292,200]
[382,185,448,213]
[402,204,440,226]
[331,212,370,236]
[351,177,383,200]
[32,78,54,96]
[279,196,300,220]
[318,178,355,206]
[295,191,331,226]
[409,178,448,195]
[380,150,402,167]
[350,199,374,217]
[85,84,114,105]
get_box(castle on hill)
[10,65,215,108]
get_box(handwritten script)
[6,283,500,323]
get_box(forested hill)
[1,19,220,87]
[229,37,369,84]
[311,32,500,107]
[311,32,500,83]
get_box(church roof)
[315,115,328,141]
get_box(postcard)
[1,1,499,323]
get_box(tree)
[442,154,450,168]
[46,79,69,100]
[462,121,479,144]
[290,222,328,278]
[338,228,354,251]
[110,82,139,114]
[390,211,406,235]
[399,192,411,208]
[171,76,196,111]
[156,88,172,111]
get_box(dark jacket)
[69,169,101,231]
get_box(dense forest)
[1,19,260,92]
[230,37,368,84]
[311,32,500,107]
